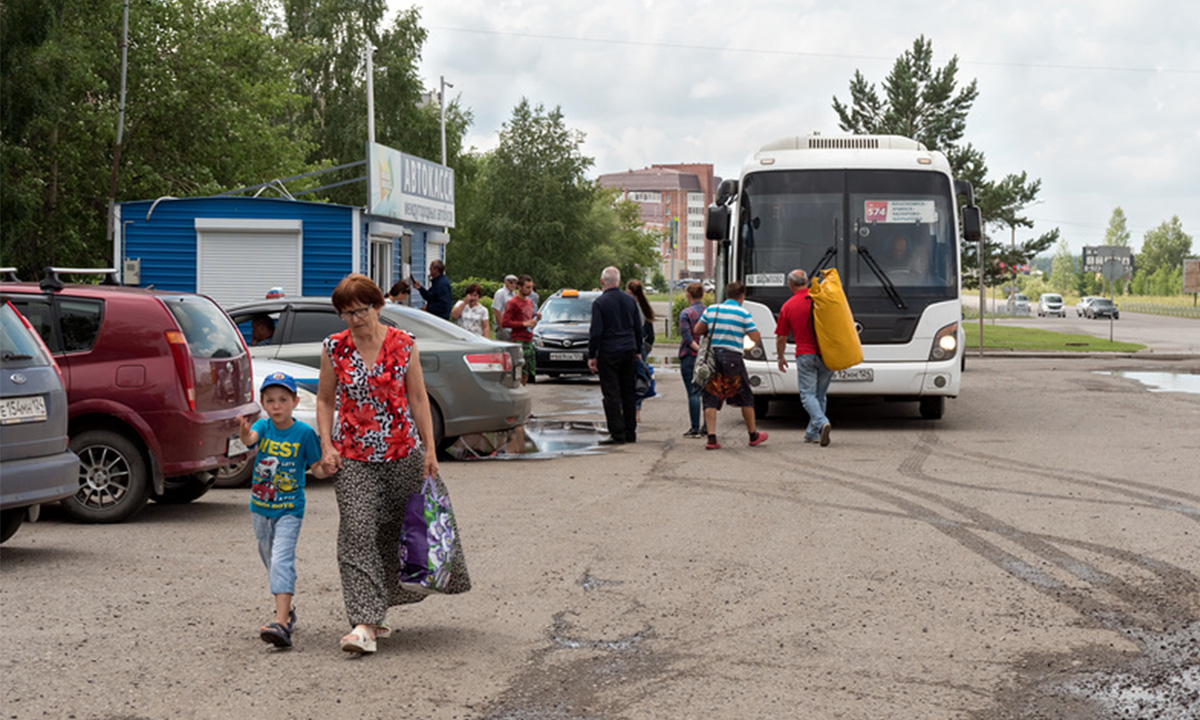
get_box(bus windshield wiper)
[809,246,837,279]
[856,247,907,309]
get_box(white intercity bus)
[705,134,982,420]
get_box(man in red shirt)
[774,269,833,446]
[501,274,540,385]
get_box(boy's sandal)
[340,627,377,654]
[260,622,293,648]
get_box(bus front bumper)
[743,355,961,399]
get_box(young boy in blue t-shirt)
[238,371,329,648]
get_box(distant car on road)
[1,269,257,523]
[1037,293,1066,317]
[0,301,79,542]
[532,289,600,378]
[226,297,531,449]
[1077,296,1099,316]
[1005,293,1030,316]
[1085,297,1120,320]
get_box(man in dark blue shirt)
[414,260,453,320]
[588,266,644,444]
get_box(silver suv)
[1037,293,1066,317]
[0,301,79,542]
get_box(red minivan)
[2,269,257,523]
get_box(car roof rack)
[40,267,122,292]
[1,267,19,282]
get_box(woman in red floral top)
[316,274,471,655]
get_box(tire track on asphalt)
[911,430,1200,524]
[652,445,1197,632]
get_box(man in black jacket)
[413,259,452,320]
[587,266,644,444]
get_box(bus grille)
[807,136,880,149]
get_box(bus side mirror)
[715,178,738,206]
[706,205,729,241]
[961,205,982,244]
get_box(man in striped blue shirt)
[693,282,767,450]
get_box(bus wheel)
[919,396,945,420]
[754,396,771,419]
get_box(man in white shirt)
[493,274,518,340]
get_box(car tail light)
[464,352,513,373]
[165,330,196,410]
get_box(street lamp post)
[439,76,453,166]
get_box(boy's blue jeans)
[679,354,702,432]
[796,354,833,440]
[252,513,302,596]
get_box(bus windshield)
[738,169,958,308]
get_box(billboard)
[1184,258,1200,294]
[1081,245,1133,275]
[368,142,455,228]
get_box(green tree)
[581,188,660,287]
[1,0,315,278]
[282,2,470,205]
[451,100,597,291]
[1048,239,1076,293]
[832,35,1052,290]
[1103,207,1131,247]
[1136,216,1192,276]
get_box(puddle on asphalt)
[444,418,608,460]
[1099,371,1200,394]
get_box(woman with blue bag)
[317,274,471,655]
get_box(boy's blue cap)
[265,287,286,299]
[260,371,297,394]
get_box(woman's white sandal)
[340,627,377,654]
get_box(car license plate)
[227,434,249,456]
[832,368,874,382]
[549,352,584,361]
[0,395,47,425]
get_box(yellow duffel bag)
[809,268,863,372]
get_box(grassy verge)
[962,324,1144,352]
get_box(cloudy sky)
[399,0,1198,256]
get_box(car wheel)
[919,396,945,420]
[0,508,25,543]
[429,401,446,449]
[213,451,256,489]
[153,474,215,504]
[65,429,151,523]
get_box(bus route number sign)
[864,200,936,224]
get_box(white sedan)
[212,358,320,489]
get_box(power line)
[428,26,1199,75]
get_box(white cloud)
[405,0,1200,254]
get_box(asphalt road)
[2,354,1198,719]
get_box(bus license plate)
[227,434,249,457]
[0,395,47,424]
[832,368,874,382]
[550,352,583,361]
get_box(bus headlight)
[744,335,767,361]
[929,322,958,361]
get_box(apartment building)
[597,163,717,282]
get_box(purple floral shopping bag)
[398,474,457,594]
